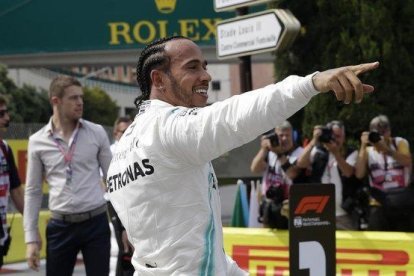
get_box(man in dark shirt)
[0,95,24,267]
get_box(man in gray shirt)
[24,76,112,275]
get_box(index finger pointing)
[349,61,380,76]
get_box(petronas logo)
[154,0,177,14]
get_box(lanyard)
[52,127,80,165]
[382,153,389,171]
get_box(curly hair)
[135,36,190,107]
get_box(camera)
[318,127,333,143]
[265,184,285,203]
[368,131,382,144]
[263,132,279,147]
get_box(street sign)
[214,0,274,12]
[216,9,301,60]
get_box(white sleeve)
[290,146,304,163]
[97,125,112,179]
[309,146,318,163]
[226,254,249,276]
[346,150,358,166]
[161,74,319,165]
[23,137,44,243]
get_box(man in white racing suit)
[106,36,379,275]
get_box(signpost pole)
[236,7,253,92]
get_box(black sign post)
[289,184,336,276]
[236,6,253,93]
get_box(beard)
[166,73,193,107]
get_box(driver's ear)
[151,70,166,93]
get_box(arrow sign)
[214,0,275,12]
[216,9,301,60]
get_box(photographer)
[250,121,304,229]
[355,115,414,231]
[297,121,363,230]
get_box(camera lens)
[368,131,381,144]
[319,127,333,143]
[264,133,279,147]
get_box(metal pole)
[236,7,252,93]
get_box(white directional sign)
[216,9,301,60]
[214,0,274,12]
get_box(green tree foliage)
[0,65,119,126]
[0,65,50,123]
[0,65,17,94]
[8,85,51,123]
[271,0,414,144]
[83,86,119,126]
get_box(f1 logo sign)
[290,184,335,276]
[295,196,330,215]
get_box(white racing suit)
[107,74,318,275]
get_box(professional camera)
[368,131,382,144]
[259,184,288,229]
[318,127,333,143]
[341,187,370,230]
[263,132,279,147]
[265,184,285,203]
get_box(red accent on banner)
[257,265,266,276]
[294,195,329,214]
[367,272,406,276]
[274,267,288,276]
[337,248,409,265]
[232,245,288,269]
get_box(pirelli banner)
[223,228,414,275]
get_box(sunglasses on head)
[0,109,8,118]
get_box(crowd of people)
[0,35,385,275]
[253,116,414,232]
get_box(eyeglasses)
[0,109,8,118]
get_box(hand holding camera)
[280,199,289,218]
[361,131,383,145]
[312,125,334,143]
[263,132,279,147]
[360,131,370,147]
[368,131,382,144]
[262,132,285,154]
[318,127,334,143]
[361,131,391,154]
